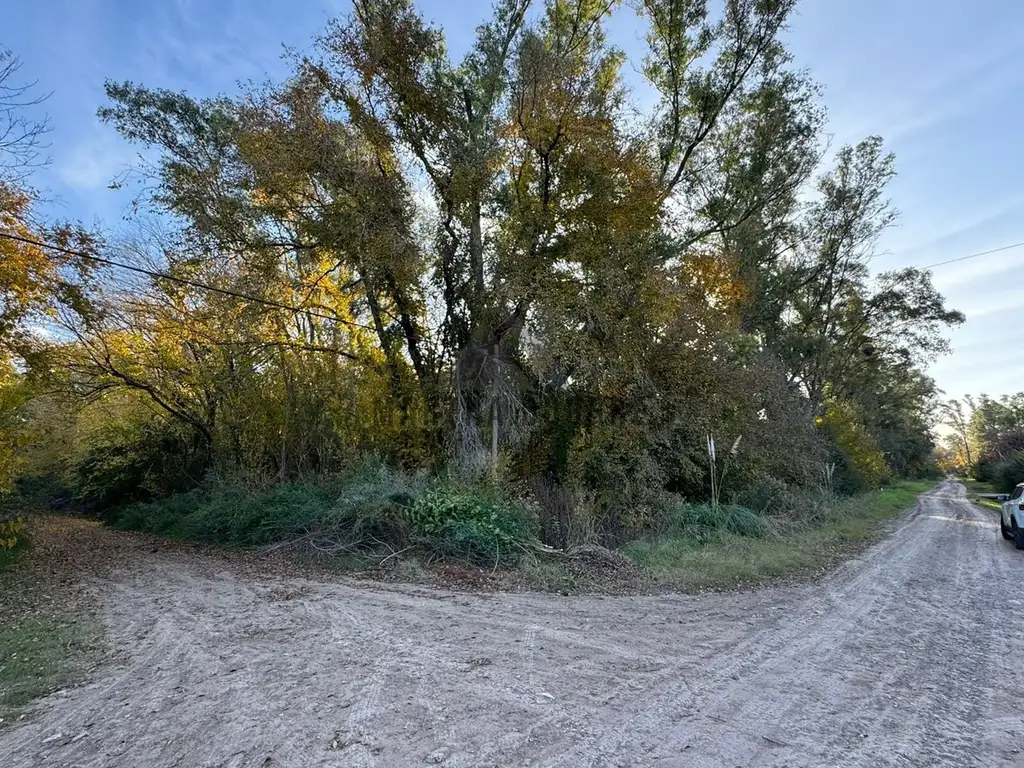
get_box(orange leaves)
[680,251,747,312]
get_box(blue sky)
[5,0,1024,402]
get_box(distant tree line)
[941,394,1024,492]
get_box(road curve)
[3,480,1024,767]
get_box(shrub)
[323,461,427,547]
[112,481,334,545]
[527,475,573,549]
[110,462,539,565]
[994,451,1024,493]
[733,476,834,529]
[565,420,670,540]
[664,502,764,538]
[179,483,337,545]
[408,486,537,565]
[976,457,1000,485]
[0,516,25,550]
[0,489,27,551]
[819,399,890,493]
[734,474,795,516]
[75,424,205,511]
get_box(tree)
[765,139,962,409]
[0,3,962,536]
[940,397,973,468]
[0,49,98,358]
[0,49,50,183]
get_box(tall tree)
[940,397,974,469]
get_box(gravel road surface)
[3,480,1023,767]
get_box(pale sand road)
[3,480,1024,767]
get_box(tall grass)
[663,502,764,538]
[622,481,933,590]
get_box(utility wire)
[5,228,1022,308]
[921,241,1024,269]
[0,231,376,331]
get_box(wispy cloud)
[56,124,137,192]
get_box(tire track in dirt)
[4,481,1024,767]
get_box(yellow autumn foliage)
[0,517,25,550]
[820,399,890,490]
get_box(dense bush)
[733,476,831,526]
[409,486,536,565]
[976,458,1000,485]
[74,422,206,511]
[112,464,404,547]
[993,451,1024,493]
[0,490,28,550]
[976,434,1024,487]
[111,462,538,565]
[0,515,25,550]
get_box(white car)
[999,482,1024,549]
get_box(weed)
[622,481,935,590]
[0,533,27,572]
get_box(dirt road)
[3,480,1023,767]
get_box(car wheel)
[1002,516,1015,540]
[1014,519,1024,551]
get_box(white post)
[492,344,499,474]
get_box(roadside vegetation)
[105,468,933,592]
[958,478,1001,512]
[1,3,956,592]
[109,462,537,567]
[939,393,1024,500]
[623,481,933,590]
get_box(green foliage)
[74,421,202,511]
[0,515,25,550]
[992,450,1024,493]
[111,461,537,564]
[944,393,1024,483]
[327,461,426,546]
[0,527,27,572]
[408,486,536,565]
[0,5,963,568]
[820,399,890,493]
[664,503,764,539]
[113,481,337,546]
[0,359,34,493]
[623,481,933,590]
[0,482,28,551]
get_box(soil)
[2,480,1023,767]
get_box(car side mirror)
[997,494,1009,502]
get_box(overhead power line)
[0,231,375,331]
[4,229,1021,316]
[921,241,1024,269]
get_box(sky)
[5,0,1024,402]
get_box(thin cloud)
[56,125,136,191]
